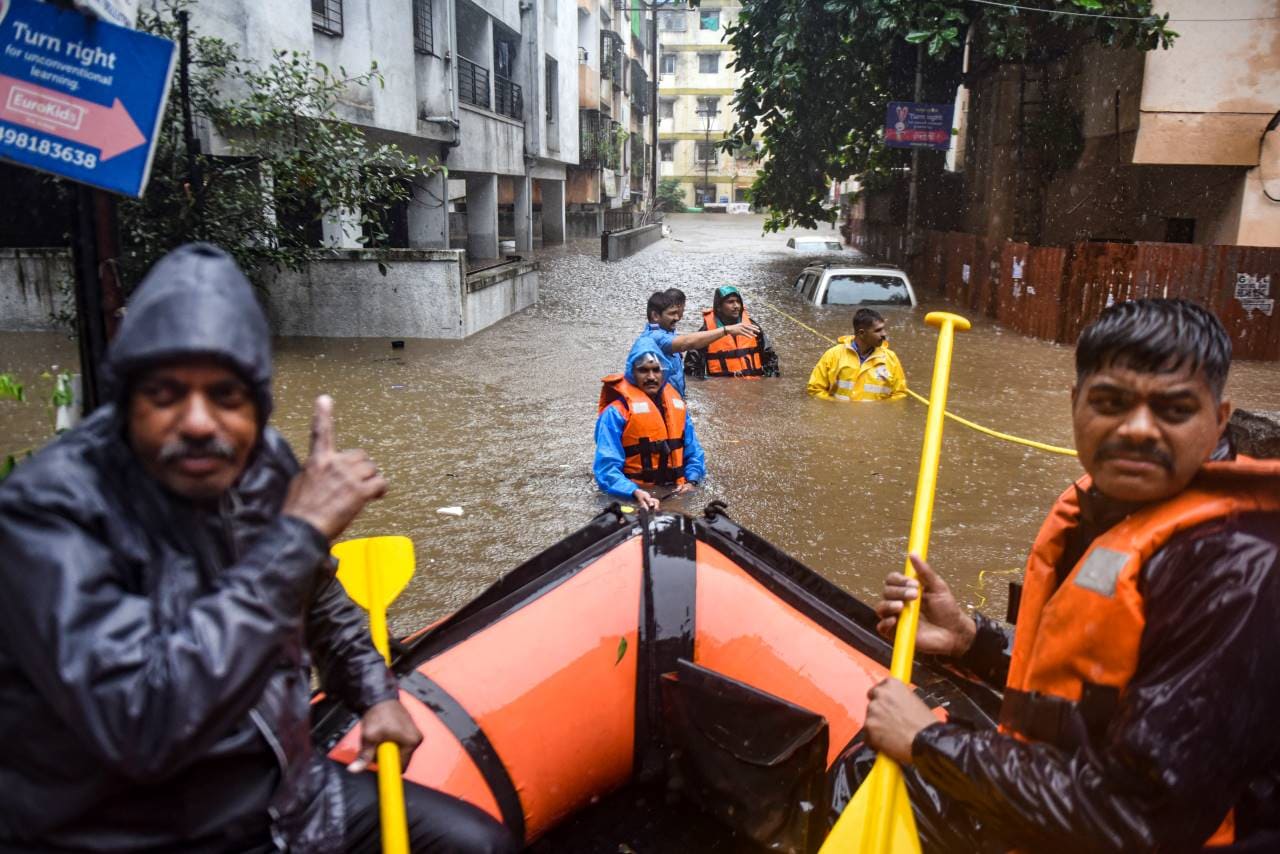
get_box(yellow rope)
[974,567,1023,610]
[761,302,1079,457]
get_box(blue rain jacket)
[594,338,705,499]
[638,323,687,398]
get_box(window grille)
[312,0,343,35]
[545,57,558,123]
[660,52,676,74]
[413,0,433,54]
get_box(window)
[312,0,343,35]
[659,98,675,120]
[696,95,719,117]
[412,0,433,54]
[822,275,912,306]
[697,53,718,74]
[545,56,558,123]
[802,273,821,301]
[695,184,716,204]
[695,141,717,163]
[699,9,719,30]
[659,51,676,75]
[658,10,686,31]
[659,141,675,161]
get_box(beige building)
[951,0,1280,247]
[655,0,760,208]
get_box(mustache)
[157,436,236,465]
[1095,441,1174,472]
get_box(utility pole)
[905,42,923,255]
[649,1,658,212]
[698,102,717,206]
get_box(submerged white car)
[793,264,917,308]
[786,236,846,253]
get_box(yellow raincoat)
[806,336,907,402]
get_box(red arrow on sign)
[0,74,146,161]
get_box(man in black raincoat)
[866,299,1280,852]
[0,245,516,853]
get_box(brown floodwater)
[3,214,1277,633]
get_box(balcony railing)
[458,56,489,110]
[495,75,522,120]
[580,108,603,165]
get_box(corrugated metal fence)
[845,220,1280,360]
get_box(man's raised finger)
[310,395,336,457]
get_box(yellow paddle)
[333,536,416,854]
[819,311,971,854]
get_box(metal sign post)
[1,0,177,413]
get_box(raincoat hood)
[104,243,273,421]
[712,285,744,315]
[624,336,669,388]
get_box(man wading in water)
[865,299,1280,851]
[0,245,516,853]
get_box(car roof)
[801,264,910,277]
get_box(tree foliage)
[726,0,1176,231]
[120,1,441,289]
[656,177,688,212]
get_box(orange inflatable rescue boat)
[312,503,1001,852]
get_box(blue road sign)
[884,101,953,151]
[0,0,176,196]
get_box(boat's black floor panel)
[528,783,770,854]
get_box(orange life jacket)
[701,308,764,378]
[1004,456,1280,848]
[598,374,687,486]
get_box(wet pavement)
[3,213,1278,633]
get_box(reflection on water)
[3,226,1278,634]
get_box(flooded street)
[3,214,1278,633]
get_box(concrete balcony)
[578,64,599,110]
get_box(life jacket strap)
[629,437,685,486]
[1000,683,1120,748]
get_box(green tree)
[655,178,687,212]
[726,0,1175,231]
[119,1,442,289]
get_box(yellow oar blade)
[820,756,922,854]
[333,536,415,612]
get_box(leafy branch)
[725,0,1175,231]
[118,0,444,291]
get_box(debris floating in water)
[436,506,464,517]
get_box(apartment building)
[654,0,758,209]
[948,0,1279,247]
[565,0,656,233]
[140,0,586,260]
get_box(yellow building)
[656,0,760,208]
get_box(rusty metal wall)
[845,221,1280,361]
